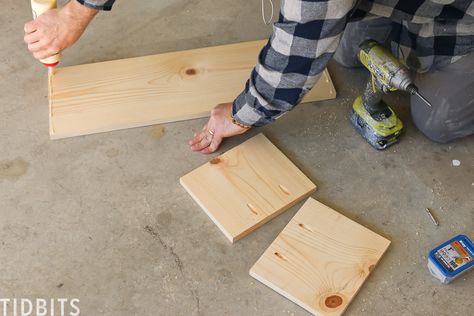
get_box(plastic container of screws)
[428,235,474,284]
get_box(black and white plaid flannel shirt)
[77,0,474,127]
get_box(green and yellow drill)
[351,40,432,150]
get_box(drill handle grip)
[362,75,384,114]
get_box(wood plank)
[49,40,336,139]
[250,198,390,316]
[180,133,316,243]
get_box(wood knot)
[185,68,197,75]
[368,264,375,272]
[325,295,343,308]
[210,157,221,164]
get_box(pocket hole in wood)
[298,223,313,232]
[274,252,287,261]
[247,203,258,215]
[323,71,330,83]
[278,184,291,195]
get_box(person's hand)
[24,0,98,61]
[190,103,250,154]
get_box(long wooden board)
[180,133,316,243]
[250,198,390,316]
[49,40,336,139]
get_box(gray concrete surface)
[1,1,473,315]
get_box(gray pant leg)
[411,53,474,143]
[333,17,392,68]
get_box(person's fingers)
[191,130,213,151]
[24,21,38,34]
[189,122,210,145]
[197,132,212,151]
[200,135,223,154]
[24,31,42,44]
[33,48,57,60]
[190,130,205,146]
[27,40,45,53]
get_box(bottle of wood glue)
[427,235,474,284]
[30,0,61,68]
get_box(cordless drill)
[351,40,432,150]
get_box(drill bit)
[415,91,432,107]
[425,208,439,226]
[406,84,432,108]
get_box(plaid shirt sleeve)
[76,0,115,11]
[232,0,357,127]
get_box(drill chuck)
[407,84,432,107]
[406,84,418,95]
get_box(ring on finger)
[200,131,213,148]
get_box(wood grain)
[49,40,336,139]
[250,198,390,315]
[180,134,316,243]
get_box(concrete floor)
[1,1,473,315]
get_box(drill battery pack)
[350,96,403,150]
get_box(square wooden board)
[180,133,316,243]
[49,40,336,139]
[250,198,391,315]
